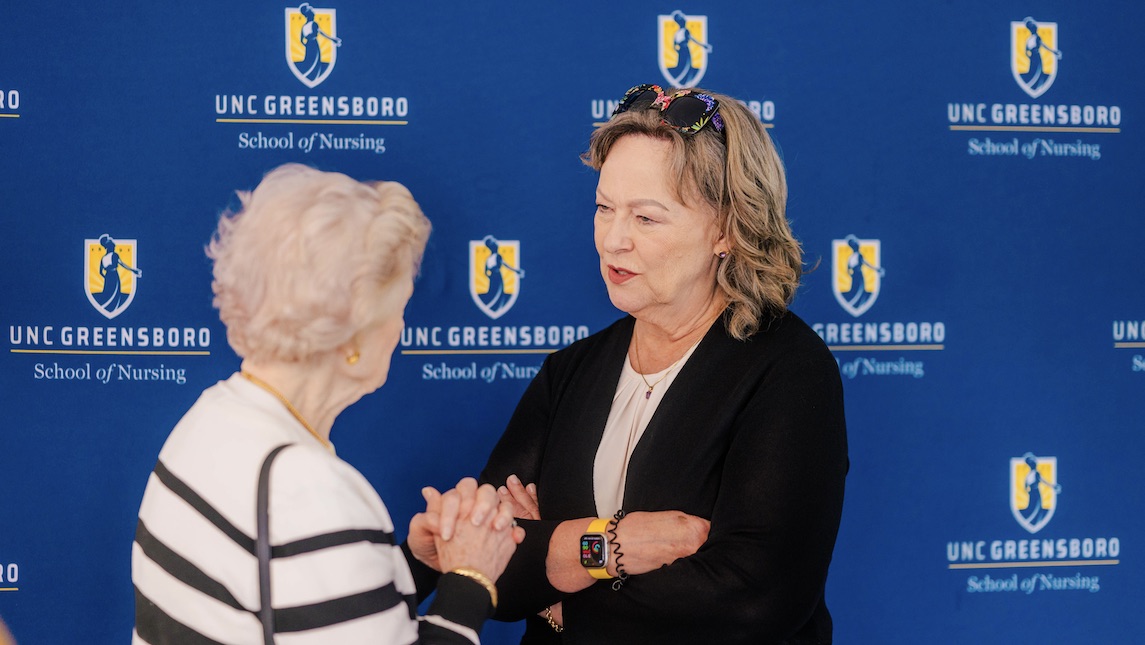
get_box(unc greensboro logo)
[1011,452,1061,534]
[470,235,524,320]
[658,11,711,88]
[285,4,341,88]
[85,234,142,320]
[832,235,884,318]
[1012,17,1061,99]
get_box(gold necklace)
[241,370,334,453]
[631,329,685,400]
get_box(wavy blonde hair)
[583,88,800,340]
[207,163,430,362]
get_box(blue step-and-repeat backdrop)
[2,2,1141,643]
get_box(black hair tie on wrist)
[609,510,629,591]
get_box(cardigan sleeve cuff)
[493,518,565,620]
[426,572,494,633]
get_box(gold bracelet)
[449,567,498,609]
[544,605,564,633]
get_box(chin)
[605,292,639,316]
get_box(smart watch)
[579,518,614,579]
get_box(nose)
[598,211,633,255]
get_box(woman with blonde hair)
[132,164,522,644]
[475,85,848,643]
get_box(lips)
[607,264,638,284]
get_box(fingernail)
[498,486,509,496]
[526,483,536,493]
[508,474,520,485]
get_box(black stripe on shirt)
[274,582,410,632]
[134,586,231,645]
[134,519,249,613]
[153,460,256,555]
[405,589,418,621]
[273,528,395,558]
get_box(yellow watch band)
[588,566,614,579]
[587,518,611,534]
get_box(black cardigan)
[479,311,848,644]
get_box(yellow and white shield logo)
[832,235,883,318]
[285,4,340,88]
[1010,453,1060,534]
[85,235,141,319]
[470,236,523,320]
[658,11,710,88]
[1011,18,1060,99]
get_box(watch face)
[580,534,607,568]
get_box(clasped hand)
[408,477,525,581]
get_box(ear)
[335,340,362,378]
[713,231,729,258]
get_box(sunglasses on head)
[612,84,725,135]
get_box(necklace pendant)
[645,388,652,400]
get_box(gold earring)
[346,351,360,365]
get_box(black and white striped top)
[132,374,490,644]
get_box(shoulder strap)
[257,443,294,645]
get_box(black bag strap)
[257,443,294,645]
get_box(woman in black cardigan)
[480,85,848,643]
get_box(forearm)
[604,523,840,635]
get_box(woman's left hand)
[608,510,710,576]
[498,474,540,520]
